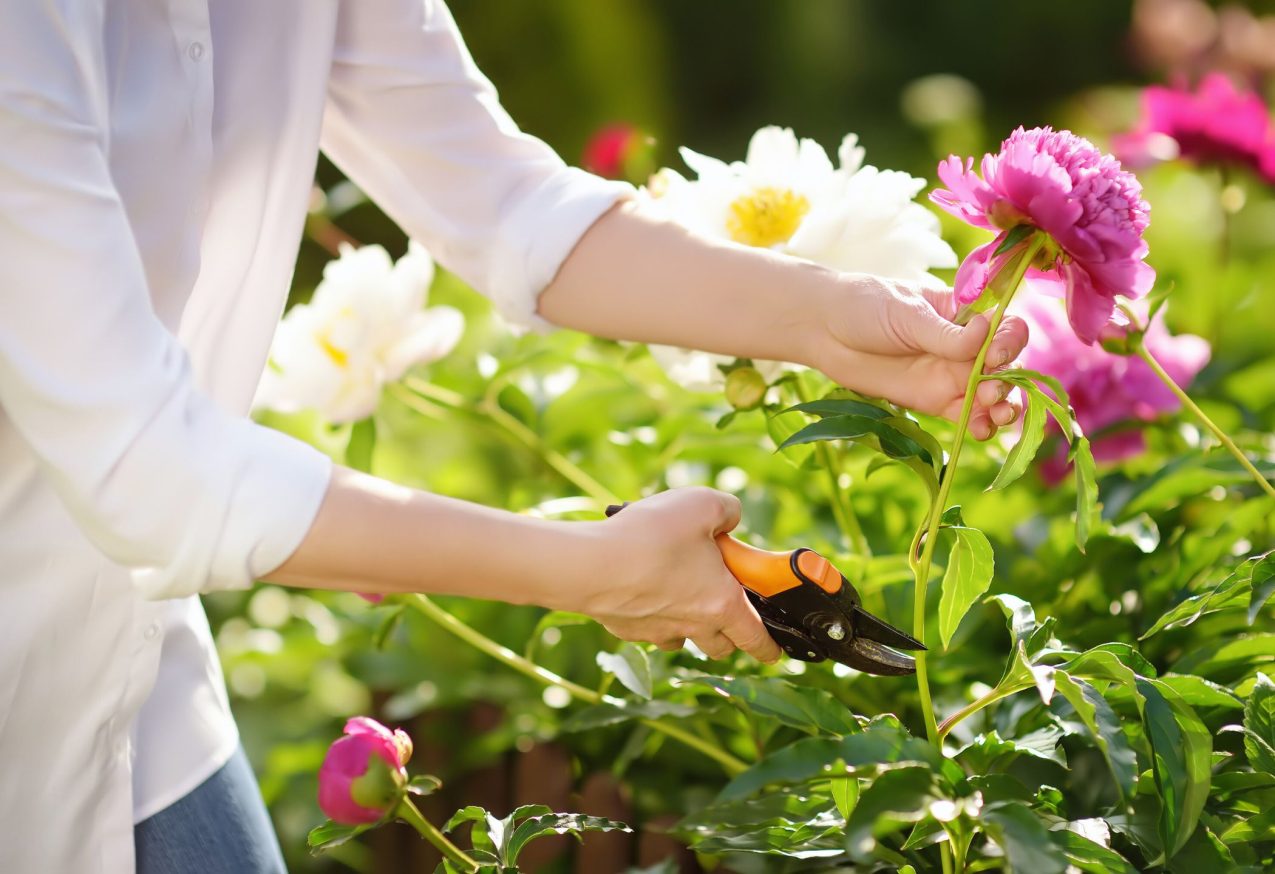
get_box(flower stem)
[399,377,620,506]
[1133,342,1275,500]
[935,679,1032,742]
[911,235,1046,747]
[402,594,747,776]
[396,797,480,872]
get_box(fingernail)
[992,406,1014,426]
[997,383,1010,402]
[997,349,1011,366]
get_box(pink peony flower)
[357,592,383,604]
[1113,73,1275,183]
[318,717,412,824]
[932,127,1155,344]
[1017,297,1210,482]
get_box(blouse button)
[188,41,205,62]
[144,623,160,641]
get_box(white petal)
[380,306,464,381]
[838,134,865,175]
[648,344,730,391]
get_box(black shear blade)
[849,606,926,652]
[836,637,917,676]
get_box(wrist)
[519,519,613,614]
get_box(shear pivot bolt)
[826,623,846,641]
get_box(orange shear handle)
[714,535,843,598]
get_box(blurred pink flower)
[1113,72,1275,183]
[318,717,412,824]
[357,592,383,604]
[1018,297,1210,481]
[583,124,651,180]
[932,127,1154,344]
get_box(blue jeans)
[134,746,287,874]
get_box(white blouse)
[0,1,629,870]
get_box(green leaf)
[505,813,630,865]
[994,223,1036,256]
[558,699,697,733]
[766,408,815,468]
[778,414,926,460]
[678,793,835,832]
[596,644,652,700]
[1071,436,1098,551]
[954,730,1065,774]
[687,676,860,736]
[1053,671,1137,801]
[981,802,1069,874]
[1156,674,1243,711]
[831,777,859,821]
[345,416,377,472]
[307,819,377,853]
[1170,633,1275,683]
[1120,455,1275,518]
[1053,828,1140,874]
[988,389,1047,491]
[1139,678,1212,861]
[1249,553,1275,624]
[987,593,1038,648]
[718,720,935,801]
[938,526,995,649]
[787,398,892,421]
[1141,554,1271,639]
[844,766,937,861]
[524,611,591,660]
[1243,673,1275,773]
[372,605,405,650]
[1219,807,1275,845]
[407,774,442,797]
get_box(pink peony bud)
[356,593,383,604]
[317,717,411,824]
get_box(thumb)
[905,306,990,362]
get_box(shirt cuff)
[489,168,634,331]
[131,423,333,600]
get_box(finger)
[688,486,742,537]
[656,638,686,653]
[985,315,1029,371]
[990,400,1020,428]
[901,301,991,362]
[968,410,996,441]
[691,632,736,661]
[975,377,1011,409]
[718,592,782,663]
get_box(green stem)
[792,381,872,557]
[397,797,480,872]
[912,235,1046,748]
[1134,342,1275,500]
[935,680,1032,742]
[402,594,747,776]
[399,377,620,506]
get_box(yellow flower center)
[316,328,349,369]
[726,186,810,248]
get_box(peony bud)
[582,124,655,183]
[724,366,767,411]
[318,717,411,824]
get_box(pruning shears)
[604,503,925,676]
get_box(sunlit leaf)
[938,526,995,649]
[505,813,630,865]
[345,416,377,472]
[988,389,1046,491]
[1242,673,1275,773]
[596,644,652,700]
[1053,671,1137,802]
[558,699,696,733]
[307,819,377,853]
[1141,553,1272,639]
[1053,827,1139,874]
[686,676,860,736]
[831,777,859,821]
[1139,678,1212,861]
[1071,436,1098,551]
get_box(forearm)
[266,466,603,609]
[539,199,834,366]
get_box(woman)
[0,1,1025,871]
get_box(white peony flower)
[642,126,957,390]
[254,242,464,423]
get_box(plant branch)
[912,234,1046,747]
[936,680,1033,742]
[1133,341,1275,499]
[402,594,747,775]
[397,798,480,872]
[399,376,619,506]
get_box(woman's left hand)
[810,274,1029,440]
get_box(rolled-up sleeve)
[0,1,332,600]
[321,0,633,329]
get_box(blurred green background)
[219,2,1275,871]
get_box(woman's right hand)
[568,488,782,663]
